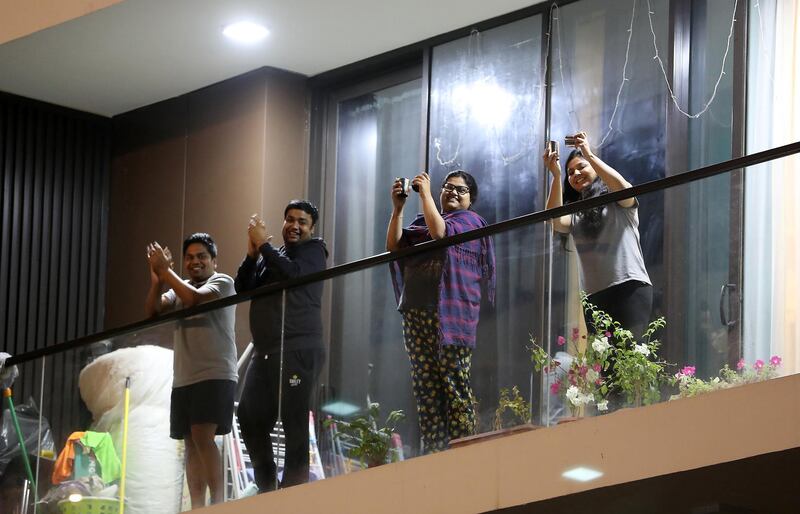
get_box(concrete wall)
[208,374,800,513]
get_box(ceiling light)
[222,22,269,44]
[561,466,603,482]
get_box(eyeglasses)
[442,183,470,195]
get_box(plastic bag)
[0,398,55,477]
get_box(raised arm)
[235,215,268,292]
[412,172,446,240]
[144,247,171,317]
[574,131,635,208]
[387,178,407,252]
[543,146,572,233]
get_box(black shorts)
[170,379,236,440]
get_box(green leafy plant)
[583,293,668,407]
[493,386,531,430]
[531,294,668,414]
[323,402,405,468]
[671,356,783,399]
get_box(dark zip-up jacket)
[235,238,328,355]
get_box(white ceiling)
[0,0,541,117]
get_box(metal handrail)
[6,141,800,366]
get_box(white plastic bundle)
[79,345,183,514]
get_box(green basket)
[57,497,121,514]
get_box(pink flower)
[770,355,782,367]
[550,380,561,394]
[572,327,580,341]
[736,358,745,370]
[754,359,764,371]
[543,366,549,373]
[578,365,589,377]
[595,378,603,385]
[604,331,612,338]
[593,363,602,372]
[680,366,696,377]
[557,335,566,346]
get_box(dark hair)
[562,149,583,204]
[284,199,319,226]
[183,232,218,258]
[443,170,479,206]
[561,149,609,237]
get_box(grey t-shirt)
[571,200,651,295]
[163,272,238,388]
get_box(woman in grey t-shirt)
[544,131,652,337]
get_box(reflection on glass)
[327,79,423,463]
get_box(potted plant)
[324,402,405,468]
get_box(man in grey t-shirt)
[145,232,237,509]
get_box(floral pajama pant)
[401,307,475,453]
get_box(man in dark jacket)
[235,200,327,491]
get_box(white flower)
[596,399,609,411]
[634,343,650,356]
[566,385,595,407]
[592,336,611,353]
[566,385,580,405]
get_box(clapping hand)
[146,242,173,279]
[248,214,272,257]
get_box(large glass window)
[324,75,424,451]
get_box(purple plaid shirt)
[391,209,496,348]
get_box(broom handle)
[119,377,131,514]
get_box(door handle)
[719,283,737,327]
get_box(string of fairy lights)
[433,0,744,167]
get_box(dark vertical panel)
[57,118,75,342]
[0,92,111,443]
[19,105,36,396]
[8,103,23,355]
[46,115,65,347]
[0,102,10,350]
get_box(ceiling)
[0,0,541,117]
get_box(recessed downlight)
[222,21,269,43]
